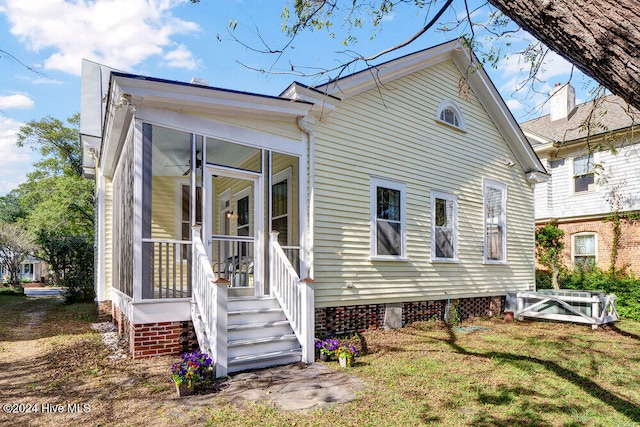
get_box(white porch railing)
[269,231,315,363]
[191,227,228,377]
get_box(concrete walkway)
[193,362,366,413]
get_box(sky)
[0,0,598,196]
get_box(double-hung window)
[572,233,596,270]
[484,179,507,263]
[431,191,458,261]
[370,177,406,259]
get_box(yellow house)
[81,39,547,376]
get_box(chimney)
[549,82,576,122]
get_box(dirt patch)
[0,298,365,426]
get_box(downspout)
[297,116,315,279]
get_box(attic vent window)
[440,108,459,126]
[436,100,466,131]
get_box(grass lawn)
[0,294,638,426]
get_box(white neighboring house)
[521,84,640,273]
[0,256,46,283]
[81,39,547,376]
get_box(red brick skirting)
[111,306,198,359]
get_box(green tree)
[0,223,35,291]
[535,222,565,289]
[17,113,83,178]
[0,191,27,224]
[10,113,94,300]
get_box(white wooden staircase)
[191,228,314,377]
[227,297,303,372]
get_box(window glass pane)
[435,198,453,227]
[486,224,503,260]
[486,187,502,223]
[377,221,401,256]
[440,108,459,126]
[272,180,287,217]
[574,154,594,175]
[485,183,505,262]
[574,235,595,255]
[377,187,400,221]
[574,174,594,192]
[435,228,453,258]
[237,196,249,228]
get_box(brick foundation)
[112,306,198,359]
[315,295,505,337]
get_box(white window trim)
[571,232,598,268]
[435,99,467,132]
[370,176,408,261]
[272,167,293,246]
[483,178,507,264]
[571,152,598,195]
[430,190,459,263]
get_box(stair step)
[228,297,279,311]
[228,334,298,348]
[228,307,286,325]
[227,348,303,372]
[227,319,295,341]
[227,319,290,330]
[228,307,283,316]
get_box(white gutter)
[297,116,315,279]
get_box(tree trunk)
[488,0,640,111]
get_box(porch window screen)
[272,179,288,245]
[484,180,506,263]
[574,154,595,193]
[376,186,402,256]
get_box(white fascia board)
[523,130,552,146]
[315,39,460,98]
[280,83,340,113]
[453,50,548,177]
[113,76,313,120]
[101,81,134,178]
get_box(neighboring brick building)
[521,84,640,273]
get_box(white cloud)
[2,0,200,75]
[162,44,201,69]
[0,94,34,109]
[0,116,34,194]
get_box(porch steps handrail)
[191,226,228,377]
[269,231,314,363]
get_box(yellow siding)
[151,176,181,240]
[312,59,535,307]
